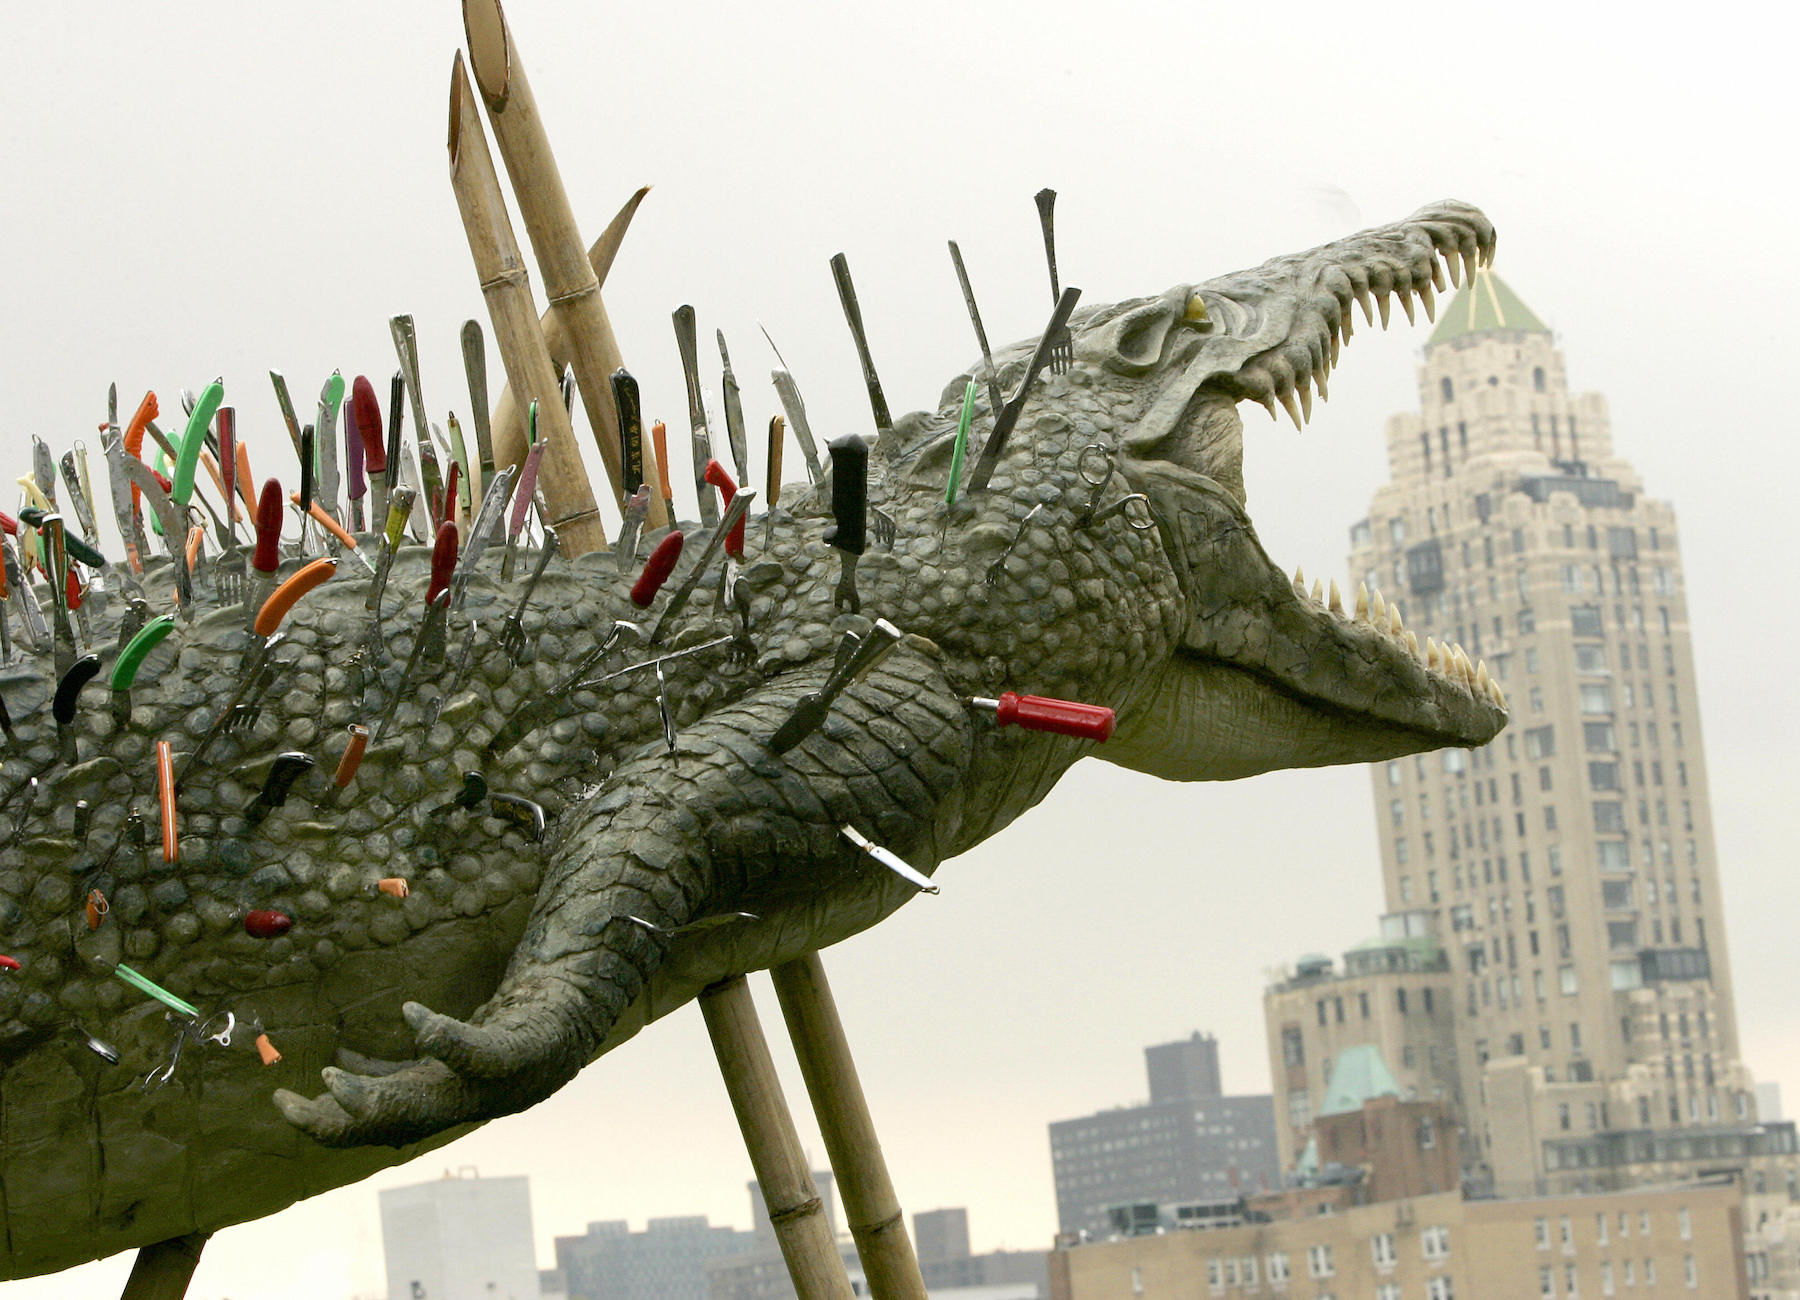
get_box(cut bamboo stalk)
[464,0,631,517]
[490,185,668,528]
[700,975,857,1300]
[119,1232,209,1300]
[447,51,608,556]
[772,952,929,1300]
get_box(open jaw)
[1103,202,1507,781]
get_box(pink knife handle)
[509,442,546,539]
[218,407,237,526]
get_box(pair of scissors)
[1074,444,1154,531]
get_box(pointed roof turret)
[1317,1044,1404,1116]
[1427,267,1549,344]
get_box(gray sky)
[3,2,1797,1294]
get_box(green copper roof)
[1427,268,1548,344]
[1317,1045,1404,1117]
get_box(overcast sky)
[3,2,1797,1295]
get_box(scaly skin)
[0,201,1502,1277]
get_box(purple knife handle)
[345,394,366,501]
[509,442,546,539]
[218,407,237,527]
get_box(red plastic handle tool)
[631,530,684,607]
[254,558,337,637]
[253,478,284,573]
[426,521,459,605]
[973,692,1115,742]
[353,375,388,475]
[702,459,746,558]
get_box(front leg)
[277,639,974,1148]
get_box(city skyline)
[3,3,1797,1296]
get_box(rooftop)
[1427,267,1549,344]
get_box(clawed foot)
[274,996,588,1147]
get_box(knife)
[101,433,148,579]
[248,478,284,630]
[767,618,902,753]
[269,370,304,458]
[649,489,755,644]
[58,450,100,544]
[716,330,749,486]
[610,368,646,495]
[461,320,496,482]
[829,252,892,432]
[672,306,719,527]
[825,434,869,614]
[344,388,367,533]
[450,464,517,611]
[121,459,194,614]
[764,415,785,550]
[948,240,1006,418]
[391,315,430,469]
[315,370,345,524]
[651,420,676,526]
[501,438,546,582]
[353,375,388,528]
[32,439,57,510]
[759,324,824,483]
[966,286,1082,493]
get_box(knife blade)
[391,315,430,470]
[101,433,148,579]
[344,388,366,533]
[767,617,902,753]
[829,252,892,432]
[461,320,495,482]
[717,330,749,486]
[672,306,719,528]
[58,450,100,544]
[120,458,194,613]
[315,370,345,524]
[966,286,1082,493]
[758,324,824,484]
[269,370,304,458]
[948,240,1006,418]
[649,489,755,644]
[450,464,517,611]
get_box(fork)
[1034,188,1073,374]
[498,529,559,663]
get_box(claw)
[322,1065,378,1118]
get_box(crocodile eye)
[1183,293,1212,327]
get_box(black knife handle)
[53,655,102,727]
[824,435,868,557]
[385,372,406,491]
[611,368,646,494]
[251,752,316,818]
[300,425,316,517]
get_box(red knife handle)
[702,459,746,558]
[353,375,388,474]
[631,530,684,607]
[981,692,1115,742]
[427,521,459,605]
[218,406,237,526]
[253,478,284,572]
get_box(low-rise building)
[1049,1176,1748,1299]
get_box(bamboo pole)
[700,975,857,1300]
[772,952,929,1300]
[463,0,632,516]
[490,185,670,528]
[447,51,609,556]
[119,1232,209,1300]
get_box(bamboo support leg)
[119,1231,209,1300]
[772,951,929,1300]
[700,975,856,1300]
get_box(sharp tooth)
[1328,326,1341,367]
[1298,377,1313,423]
[1355,582,1369,622]
[1315,366,1329,400]
[1419,280,1436,322]
[1354,284,1375,327]
[1404,629,1419,660]
[1310,578,1324,606]
[1462,248,1479,287]
[1476,660,1491,691]
[1278,387,1303,430]
[1425,637,1439,671]
[1441,248,1461,288]
[1328,579,1344,614]
[1454,645,1472,683]
[1398,287,1417,325]
[1491,681,1508,709]
[1340,305,1353,342]
[1370,589,1386,624]
[1293,564,1307,596]
[1388,604,1403,636]
[1428,256,1447,293]
[1376,289,1392,329]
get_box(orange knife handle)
[254,557,337,637]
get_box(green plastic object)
[946,379,976,505]
[112,963,199,1018]
[171,380,223,508]
[528,398,539,447]
[110,615,176,691]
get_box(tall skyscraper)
[1266,270,1797,1211]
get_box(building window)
[1266,1251,1290,1282]
[1379,1284,1402,1300]
[1535,1217,1551,1249]
[1308,1243,1335,1278]
[1372,1232,1397,1268]
[1580,683,1615,714]
[1422,1225,1451,1261]
[1427,1279,1455,1300]
[1441,377,1455,403]
[1678,1207,1690,1239]
[1560,966,1578,995]
[1684,1253,1697,1288]
[1131,1265,1144,1295]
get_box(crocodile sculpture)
[0,200,1502,1278]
